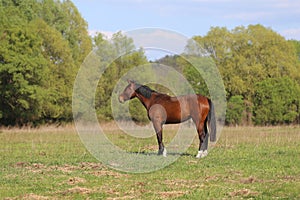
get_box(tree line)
[190,25,300,125]
[92,25,300,126]
[158,25,300,125]
[1,0,299,126]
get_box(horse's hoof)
[158,149,163,155]
[158,148,167,157]
[196,150,208,159]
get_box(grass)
[0,125,299,199]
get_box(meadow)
[0,125,299,199]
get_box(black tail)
[207,99,217,142]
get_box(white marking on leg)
[196,150,203,159]
[202,150,208,157]
[163,148,167,157]
[196,150,208,159]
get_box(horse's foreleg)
[156,129,166,156]
[152,121,166,157]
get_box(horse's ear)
[127,79,135,84]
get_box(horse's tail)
[207,98,217,142]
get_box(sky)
[72,0,300,40]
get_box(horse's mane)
[135,84,155,99]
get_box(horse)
[119,80,217,158]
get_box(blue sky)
[72,0,300,40]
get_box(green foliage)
[288,39,300,61]
[128,98,149,122]
[189,24,300,125]
[253,77,300,125]
[94,32,148,121]
[0,0,92,125]
[0,8,47,125]
[193,25,300,98]
[159,55,210,96]
[226,95,245,125]
[0,0,299,126]
[152,25,300,125]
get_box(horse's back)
[148,93,210,124]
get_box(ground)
[0,125,299,199]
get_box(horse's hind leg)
[200,122,209,151]
[195,121,208,159]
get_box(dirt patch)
[240,176,256,184]
[90,170,129,178]
[14,161,128,181]
[79,162,104,170]
[164,179,202,189]
[23,163,81,174]
[280,175,299,181]
[158,191,188,198]
[52,162,104,173]
[107,196,136,200]
[15,162,105,173]
[60,186,94,195]
[21,194,49,200]
[140,145,157,152]
[50,164,80,173]
[5,193,50,200]
[24,163,47,173]
[229,189,260,197]
[205,175,220,182]
[227,176,258,184]
[14,162,29,168]
[67,177,86,185]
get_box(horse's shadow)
[129,151,194,157]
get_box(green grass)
[0,125,299,199]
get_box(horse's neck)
[136,93,152,110]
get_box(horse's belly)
[165,115,191,124]
[151,97,193,124]
[165,107,191,124]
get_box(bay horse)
[119,80,216,158]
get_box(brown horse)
[119,80,216,158]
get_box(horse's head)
[119,79,137,103]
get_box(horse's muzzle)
[119,95,125,103]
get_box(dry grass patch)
[59,186,95,195]
[89,170,130,178]
[4,194,50,200]
[228,188,260,198]
[158,190,188,198]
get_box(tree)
[253,77,300,125]
[0,0,92,125]
[94,32,148,121]
[226,95,245,125]
[35,19,76,121]
[0,9,48,125]
[190,24,300,125]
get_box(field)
[1,125,300,199]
